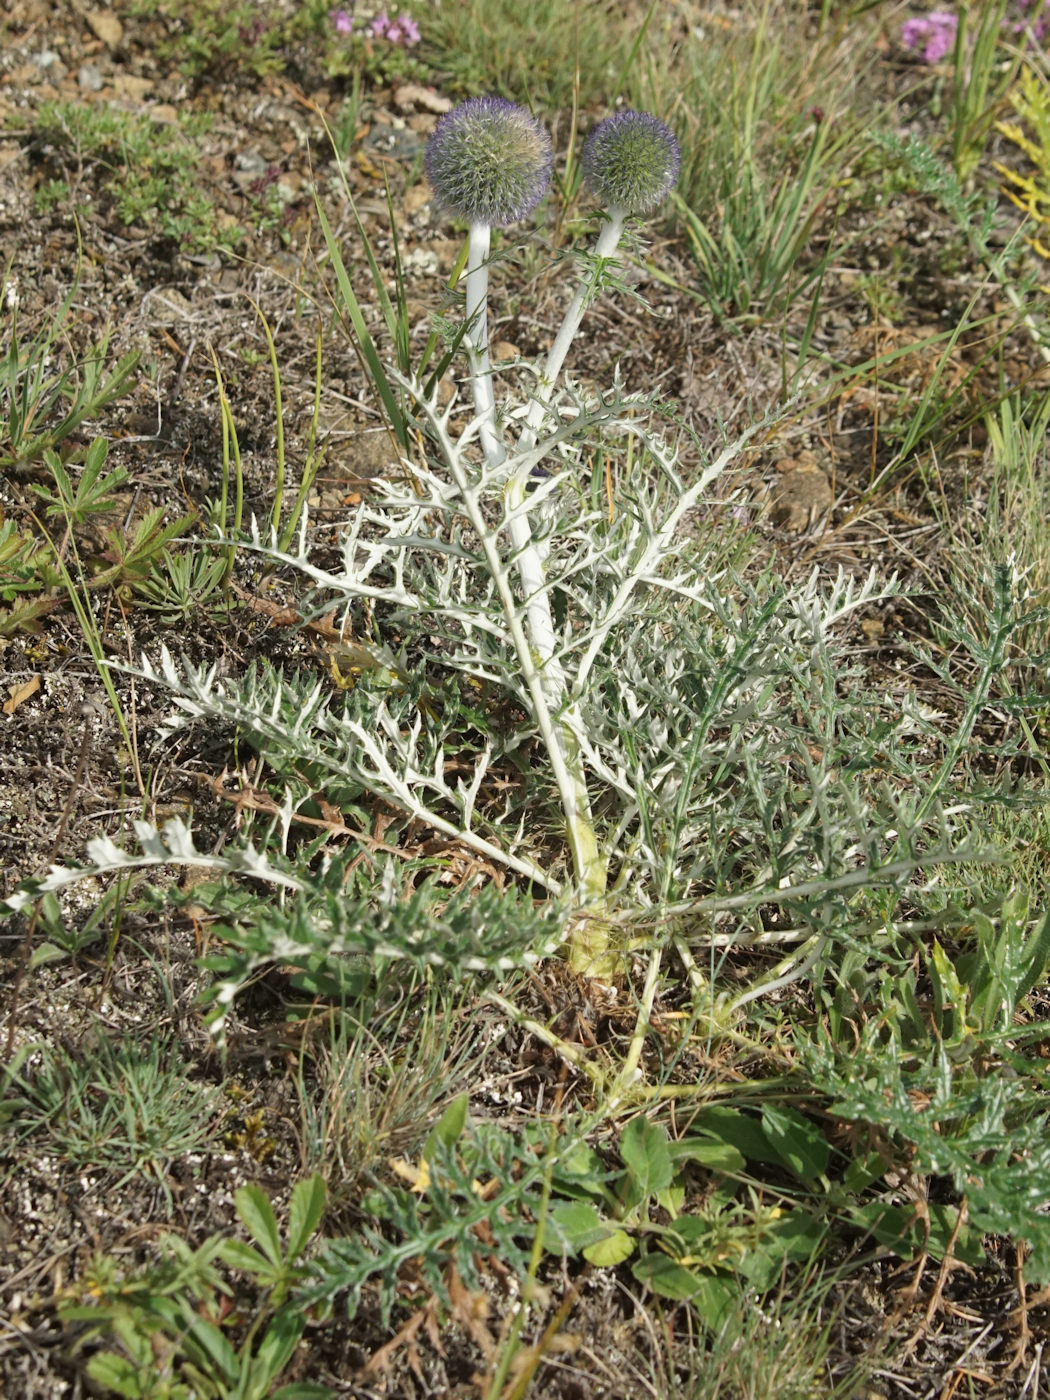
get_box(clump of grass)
[7,1033,220,1201]
[641,1,867,322]
[423,0,653,109]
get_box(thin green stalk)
[278,323,325,553]
[246,297,286,539]
[30,513,138,782]
[208,347,243,585]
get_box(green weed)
[32,101,241,254]
[61,1176,331,1400]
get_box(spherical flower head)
[581,111,681,215]
[425,97,553,227]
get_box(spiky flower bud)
[425,96,553,227]
[581,111,681,215]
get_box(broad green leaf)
[691,1106,776,1165]
[549,1201,615,1254]
[631,1252,734,1311]
[216,1239,273,1276]
[245,1311,306,1398]
[424,1093,469,1160]
[842,1150,887,1194]
[668,1135,746,1175]
[759,1105,830,1181]
[583,1228,635,1267]
[287,1176,326,1263]
[655,1181,685,1217]
[620,1116,673,1200]
[736,1209,827,1289]
[235,1184,283,1268]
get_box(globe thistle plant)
[419,102,685,969]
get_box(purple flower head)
[1013,0,1050,43]
[329,6,354,35]
[425,97,553,227]
[900,11,959,63]
[581,111,681,216]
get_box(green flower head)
[581,111,681,215]
[425,97,553,227]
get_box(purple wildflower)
[329,6,354,35]
[581,111,681,216]
[368,10,419,45]
[425,97,553,226]
[900,11,959,63]
[1014,0,1050,43]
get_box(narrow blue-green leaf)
[315,200,408,448]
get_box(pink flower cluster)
[369,10,420,45]
[1014,0,1050,43]
[900,10,958,62]
[900,2,1049,64]
[329,6,420,46]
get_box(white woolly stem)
[515,208,627,471]
[465,222,505,470]
[461,221,607,940]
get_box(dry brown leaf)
[4,674,41,714]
